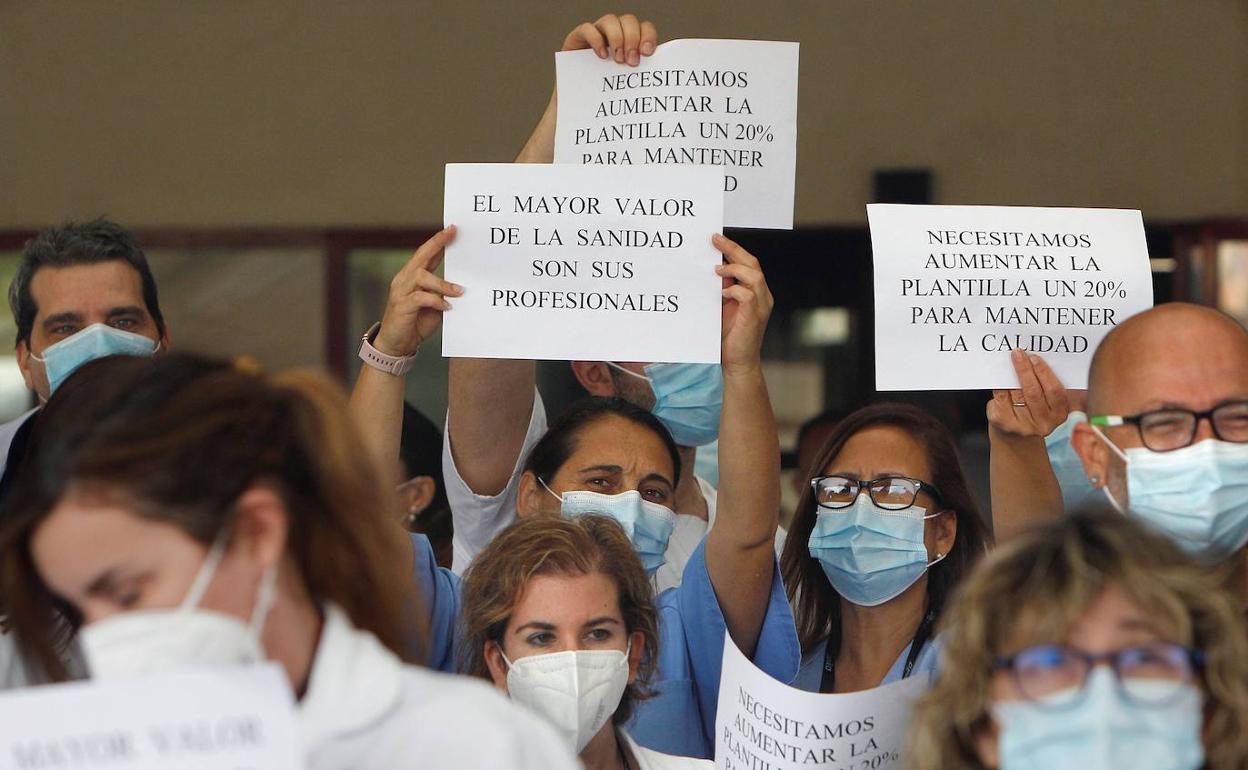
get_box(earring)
[1090,475,1100,485]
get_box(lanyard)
[820,610,935,694]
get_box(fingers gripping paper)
[0,664,303,769]
[442,163,723,364]
[715,634,926,770]
[868,205,1154,390]
[555,39,799,230]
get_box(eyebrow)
[513,621,557,635]
[639,472,675,489]
[105,305,148,319]
[41,311,84,330]
[582,616,622,629]
[829,470,910,480]
[577,464,623,475]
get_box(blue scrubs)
[791,635,942,692]
[408,532,800,759]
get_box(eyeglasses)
[1091,400,1248,452]
[994,643,1203,709]
[810,475,943,511]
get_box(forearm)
[706,363,780,656]
[989,425,1063,541]
[447,357,538,496]
[515,90,557,164]
[348,365,407,481]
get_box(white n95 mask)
[80,528,277,681]
[501,646,631,753]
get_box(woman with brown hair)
[909,510,1248,770]
[781,402,992,692]
[460,513,711,769]
[0,353,576,769]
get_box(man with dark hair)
[0,219,168,481]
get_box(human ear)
[1072,421,1108,487]
[484,640,510,692]
[626,630,645,685]
[517,471,547,518]
[570,361,618,397]
[933,509,957,558]
[400,476,437,516]
[230,486,290,571]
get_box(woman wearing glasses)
[909,511,1248,770]
[780,403,991,692]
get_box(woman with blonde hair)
[909,510,1248,770]
[461,513,711,769]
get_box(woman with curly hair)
[909,510,1248,770]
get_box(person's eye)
[114,588,141,609]
[641,487,669,502]
[525,632,555,647]
[586,477,612,489]
[110,318,137,330]
[586,628,613,643]
[51,325,78,336]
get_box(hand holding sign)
[562,13,658,64]
[518,14,659,165]
[986,350,1073,438]
[374,227,462,357]
[715,234,774,374]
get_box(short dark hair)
[9,219,166,345]
[523,396,682,486]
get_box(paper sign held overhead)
[714,632,926,770]
[555,39,799,230]
[868,205,1154,391]
[442,163,723,363]
[0,663,303,769]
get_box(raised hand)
[713,234,774,374]
[373,227,461,357]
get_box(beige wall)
[2,0,1246,229]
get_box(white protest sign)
[868,205,1154,390]
[442,163,723,363]
[715,634,926,770]
[0,664,303,769]
[555,39,799,230]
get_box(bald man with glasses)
[1069,303,1248,564]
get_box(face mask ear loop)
[248,564,279,639]
[605,361,651,382]
[180,527,232,611]
[537,476,564,503]
[1090,424,1130,464]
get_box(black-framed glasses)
[994,643,1203,709]
[810,475,943,511]
[1091,400,1248,452]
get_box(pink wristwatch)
[358,322,418,376]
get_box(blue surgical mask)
[608,362,723,447]
[807,494,946,607]
[1046,411,1097,510]
[1093,428,1248,559]
[541,480,676,574]
[31,323,160,396]
[993,667,1204,770]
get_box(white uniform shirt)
[623,730,713,769]
[301,604,578,769]
[444,390,784,589]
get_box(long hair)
[780,402,992,653]
[459,514,660,725]
[0,352,420,679]
[908,511,1248,770]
